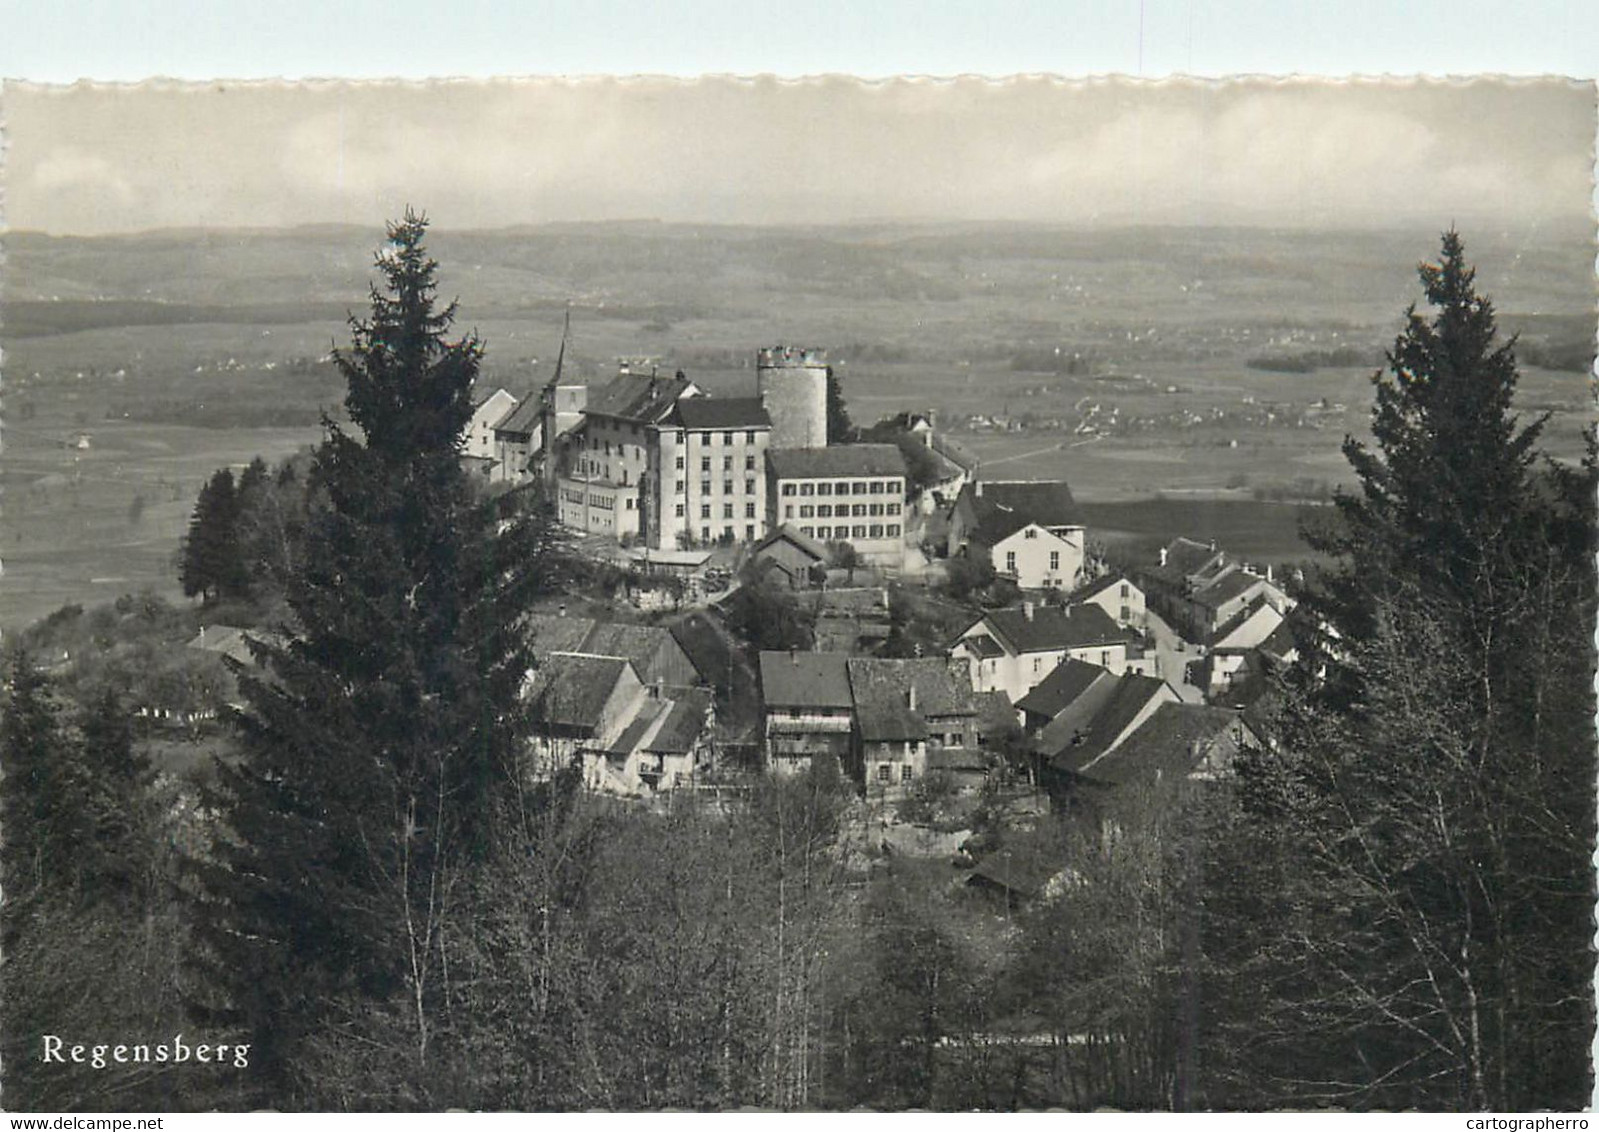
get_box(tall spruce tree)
[1217,232,1597,1109]
[190,211,557,1105]
[179,467,247,602]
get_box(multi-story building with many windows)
[651,397,773,548]
[556,372,700,539]
[765,444,910,567]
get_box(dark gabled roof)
[848,657,977,719]
[672,397,772,431]
[494,395,543,436]
[1016,657,1118,719]
[1192,568,1271,612]
[960,480,1082,544]
[608,698,668,756]
[645,689,712,755]
[526,654,632,732]
[766,444,909,481]
[1258,618,1299,661]
[583,373,696,425]
[966,849,1063,901]
[582,622,675,673]
[1148,537,1223,586]
[524,613,598,656]
[669,612,738,686]
[751,524,829,563]
[984,603,1129,655]
[1045,674,1174,772]
[1077,702,1249,787]
[956,632,1005,659]
[1073,572,1139,603]
[973,690,1019,738]
[855,699,926,743]
[524,614,679,682]
[759,651,854,710]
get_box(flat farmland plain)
[3,221,1591,631]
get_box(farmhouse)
[846,657,978,798]
[1037,673,1180,802]
[523,612,702,689]
[1053,702,1260,824]
[947,479,1086,590]
[758,651,854,776]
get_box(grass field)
[3,221,1590,633]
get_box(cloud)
[3,77,1591,233]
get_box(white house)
[947,479,1086,590]
[1071,573,1147,630]
[951,600,1136,703]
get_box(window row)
[780,478,902,498]
[783,501,901,520]
[797,523,900,541]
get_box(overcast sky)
[4,76,1593,235]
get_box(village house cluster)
[443,342,1296,825]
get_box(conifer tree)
[1222,232,1597,1109]
[179,468,247,602]
[190,211,559,1104]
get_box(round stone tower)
[757,345,829,450]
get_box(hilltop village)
[449,342,1295,833]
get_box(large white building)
[552,346,852,550]
[765,444,910,567]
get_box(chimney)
[1159,547,1168,568]
[1023,600,1035,621]
[974,480,984,498]
[1266,563,1274,583]
[907,684,918,712]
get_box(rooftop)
[766,444,909,481]
[584,372,698,425]
[960,480,1082,544]
[1149,536,1223,586]
[1039,673,1173,770]
[526,654,633,732]
[1193,568,1277,612]
[848,656,976,718]
[751,524,829,563]
[758,651,854,710]
[957,633,1006,659]
[1077,702,1249,787]
[494,395,543,436]
[1073,572,1139,603]
[982,603,1130,655]
[673,397,772,431]
[645,689,713,755]
[1016,657,1119,719]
